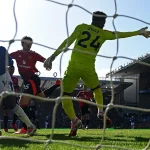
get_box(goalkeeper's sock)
[44,84,60,97]
[62,96,76,120]
[93,88,103,112]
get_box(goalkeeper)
[44,11,150,136]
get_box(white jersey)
[0,72,14,93]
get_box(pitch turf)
[0,129,149,150]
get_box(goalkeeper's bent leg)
[93,88,112,126]
[62,95,76,120]
[93,88,103,112]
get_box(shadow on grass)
[133,136,149,142]
[0,133,148,149]
[36,133,101,141]
[46,134,149,143]
[104,136,149,142]
[0,136,45,149]
[113,135,149,142]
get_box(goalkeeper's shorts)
[62,64,99,93]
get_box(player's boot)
[14,127,27,134]
[27,125,36,136]
[69,117,82,137]
[4,128,8,132]
[11,123,18,131]
[97,112,112,126]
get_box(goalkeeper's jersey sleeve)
[54,23,139,66]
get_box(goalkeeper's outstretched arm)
[44,25,81,70]
[50,25,81,62]
[104,27,150,40]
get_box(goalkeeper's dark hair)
[21,36,33,44]
[92,11,107,29]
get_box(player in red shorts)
[77,85,93,129]
[10,36,60,134]
[3,66,19,132]
[0,46,36,136]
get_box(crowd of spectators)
[1,98,150,129]
[1,82,150,129]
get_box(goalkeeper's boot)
[69,117,82,137]
[97,112,112,127]
[27,125,36,136]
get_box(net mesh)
[0,0,150,150]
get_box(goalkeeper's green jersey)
[54,23,139,67]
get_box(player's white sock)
[12,105,33,128]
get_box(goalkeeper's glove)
[44,54,55,70]
[139,27,150,38]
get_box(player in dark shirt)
[10,66,20,130]
[44,115,49,128]
[130,116,135,129]
[28,100,40,129]
[3,66,19,132]
[10,36,60,134]
[77,85,93,129]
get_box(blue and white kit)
[0,46,14,93]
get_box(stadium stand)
[0,76,134,129]
[106,53,150,128]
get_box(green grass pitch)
[0,129,149,150]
